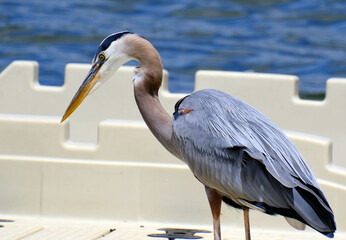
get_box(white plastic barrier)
[0,61,345,239]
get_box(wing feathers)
[172,89,336,237]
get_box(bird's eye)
[99,53,105,60]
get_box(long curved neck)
[124,35,179,156]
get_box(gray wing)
[172,89,335,234]
[173,89,317,189]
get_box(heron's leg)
[243,208,251,240]
[205,186,222,240]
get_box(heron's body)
[173,89,334,236]
[61,31,336,239]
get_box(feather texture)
[172,89,336,237]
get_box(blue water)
[1,0,346,97]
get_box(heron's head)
[61,31,135,123]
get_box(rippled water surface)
[0,0,346,97]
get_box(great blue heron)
[61,31,336,240]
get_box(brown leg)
[205,186,222,240]
[243,208,251,240]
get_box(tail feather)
[222,185,336,238]
[291,187,336,237]
[292,189,330,231]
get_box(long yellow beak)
[61,62,103,123]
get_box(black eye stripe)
[100,31,133,50]
[92,31,133,63]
